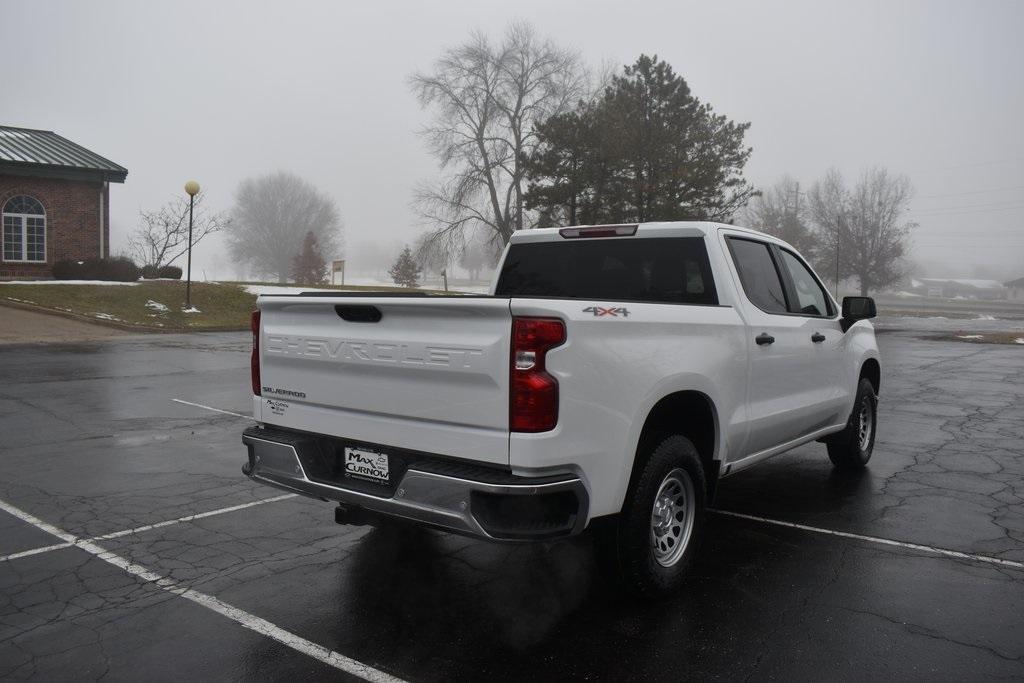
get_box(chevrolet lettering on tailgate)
[264,335,485,369]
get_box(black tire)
[598,435,706,597]
[827,377,877,469]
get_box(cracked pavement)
[0,330,1022,680]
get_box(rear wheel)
[599,435,706,597]
[827,377,877,469]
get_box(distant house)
[1006,277,1024,302]
[910,278,1008,301]
[1,125,127,279]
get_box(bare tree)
[128,192,228,268]
[410,21,586,257]
[413,232,450,276]
[226,172,343,283]
[741,176,818,257]
[807,168,916,296]
[458,229,501,281]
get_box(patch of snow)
[956,334,984,339]
[93,313,121,321]
[975,314,996,321]
[1015,338,1024,345]
[145,300,169,312]
[0,280,139,286]
[893,291,922,298]
[927,316,948,320]
[346,276,488,293]
[243,284,337,296]
[3,297,35,304]
[918,278,1006,290]
[182,306,201,313]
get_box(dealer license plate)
[344,446,390,484]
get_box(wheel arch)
[860,357,881,394]
[625,390,721,507]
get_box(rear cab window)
[495,237,718,305]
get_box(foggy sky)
[2,0,1022,281]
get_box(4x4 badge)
[583,306,630,317]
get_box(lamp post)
[184,180,200,309]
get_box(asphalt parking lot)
[1,326,1022,680]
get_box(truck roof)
[508,221,775,244]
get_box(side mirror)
[841,296,877,332]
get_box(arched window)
[2,195,46,263]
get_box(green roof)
[0,125,127,183]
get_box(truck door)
[773,246,848,425]
[723,235,843,458]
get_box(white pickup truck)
[242,222,880,595]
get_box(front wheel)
[827,377,878,469]
[598,435,706,597]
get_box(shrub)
[52,257,140,282]
[52,260,85,280]
[96,257,140,282]
[141,264,160,279]
[157,264,183,279]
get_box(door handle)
[755,333,775,346]
[811,332,826,343]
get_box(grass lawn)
[0,280,450,331]
[1,281,257,330]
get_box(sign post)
[331,259,346,285]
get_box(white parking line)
[91,494,297,541]
[0,497,406,683]
[172,398,252,420]
[712,509,1024,571]
[1,494,298,562]
[0,541,75,562]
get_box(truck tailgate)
[254,295,512,465]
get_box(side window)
[778,249,832,317]
[727,238,788,314]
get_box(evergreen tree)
[524,55,755,224]
[389,246,422,288]
[523,106,617,225]
[290,231,328,284]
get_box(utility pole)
[835,212,843,299]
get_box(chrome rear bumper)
[242,426,588,541]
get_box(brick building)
[1,125,127,279]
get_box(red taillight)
[510,317,565,432]
[250,310,261,396]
